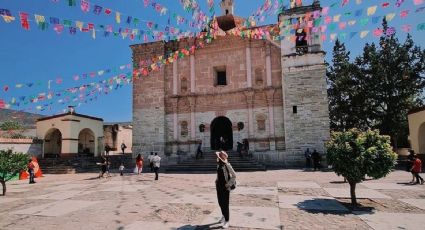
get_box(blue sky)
[0,0,424,122]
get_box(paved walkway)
[1,169,425,230]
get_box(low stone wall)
[0,138,43,156]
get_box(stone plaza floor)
[1,169,425,230]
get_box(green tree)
[0,149,29,196]
[0,120,26,139]
[326,129,397,206]
[327,39,369,131]
[327,19,425,147]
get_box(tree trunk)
[0,179,5,196]
[349,181,357,207]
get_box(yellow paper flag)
[348,20,356,26]
[386,13,396,22]
[367,6,377,16]
[333,14,341,22]
[76,21,83,31]
[1,15,15,23]
[116,12,121,24]
[360,30,369,38]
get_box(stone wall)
[0,138,43,156]
[281,53,330,166]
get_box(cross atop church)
[220,0,234,15]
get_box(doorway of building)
[210,116,233,150]
[44,128,62,158]
[78,128,95,156]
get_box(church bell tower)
[220,0,234,15]
[279,0,330,166]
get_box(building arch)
[210,116,233,150]
[78,128,95,155]
[419,123,425,154]
[44,128,62,157]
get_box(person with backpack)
[27,159,36,184]
[215,151,236,229]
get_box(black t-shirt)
[216,164,227,189]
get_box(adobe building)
[408,107,425,155]
[103,122,133,154]
[131,0,330,166]
[36,107,104,158]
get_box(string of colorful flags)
[2,63,132,94]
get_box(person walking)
[304,148,311,169]
[152,152,161,180]
[121,141,127,155]
[136,154,144,175]
[27,159,36,184]
[98,156,107,178]
[215,151,236,229]
[312,149,321,171]
[407,150,416,183]
[148,152,154,172]
[411,154,424,185]
[236,142,243,158]
[105,144,111,156]
[196,141,204,159]
[119,162,125,176]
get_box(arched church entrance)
[78,128,95,155]
[418,123,425,154]
[210,116,233,150]
[44,128,62,157]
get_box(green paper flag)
[68,0,76,6]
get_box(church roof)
[37,112,103,122]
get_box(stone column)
[171,98,178,154]
[266,44,272,87]
[190,55,195,93]
[246,44,252,88]
[244,91,255,149]
[173,60,178,95]
[266,89,276,151]
[189,97,197,155]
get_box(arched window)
[199,124,205,133]
[255,68,263,86]
[181,78,188,93]
[256,115,266,131]
[237,122,244,131]
[181,121,188,137]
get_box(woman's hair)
[136,154,141,160]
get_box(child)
[411,154,424,185]
[119,162,125,176]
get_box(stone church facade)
[131,0,329,166]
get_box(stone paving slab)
[100,184,151,192]
[124,221,196,230]
[362,183,423,190]
[0,198,21,204]
[278,195,348,212]
[323,188,392,199]
[169,193,217,205]
[46,184,92,191]
[399,199,425,210]
[28,190,94,200]
[233,186,277,195]
[11,200,99,217]
[202,206,281,230]
[354,212,425,230]
[277,181,321,189]
[6,188,30,193]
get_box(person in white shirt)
[152,152,161,180]
[148,152,154,172]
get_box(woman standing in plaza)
[135,154,144,175]
[215,151,236,229]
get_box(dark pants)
[150,162,154,172]
[305,158,311,168]
[28,169,35,183]
[313,160,320,170]
[154,167,159,180]
[216,187,230,222]
[120,170,123,176]
[196,150,203,159]
[413,172,424,183]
